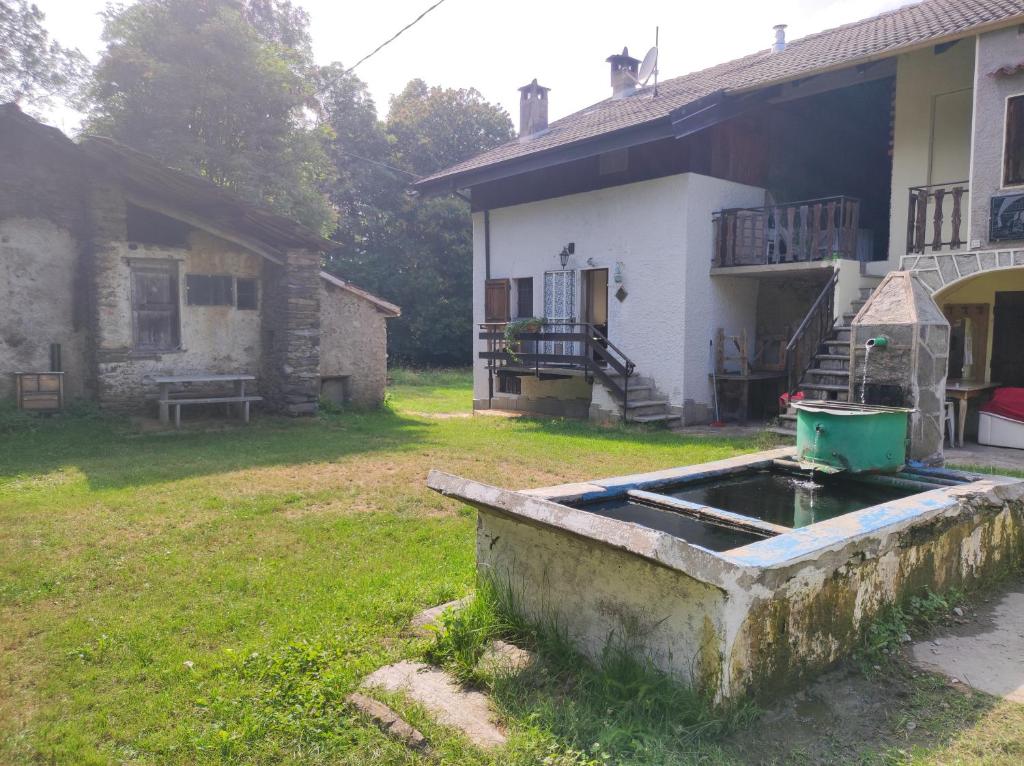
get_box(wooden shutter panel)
[484,279,511,322]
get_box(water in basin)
[665,470,916,528]
[576,497,767,552]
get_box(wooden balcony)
[713,196,861,268]
[906,181,968,254]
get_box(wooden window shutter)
[484,279,511,322]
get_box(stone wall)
[261,249,321,415]
[319,279,389,407]
[0,127,91,401]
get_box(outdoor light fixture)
[559,242,575,269]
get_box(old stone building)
[0,104,398,414]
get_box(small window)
[131,261,180,351]
[498,373,522,394]
[1005,95,1024,186]
[186,274,234,306]
[236,278,258,310]
[515,277,534,318]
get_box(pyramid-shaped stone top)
[854,271,948,326]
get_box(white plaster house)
[416,0,1024,432]
[0,105,399,415]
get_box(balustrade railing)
[713,196,861,267]
[906,181,968,254]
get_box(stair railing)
[785,269,839,395]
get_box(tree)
[0,0,88,111]
[325,80,514,365]
[84,0,335,235]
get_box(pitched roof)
[319,271,401,317]
[1,103,333,256]
[416,0,1024,192]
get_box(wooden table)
[150,374,260,428]
[711,371,788,422]
[946,379,1000,447]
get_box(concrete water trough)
[427,447,1024,701]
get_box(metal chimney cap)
[772,24,788,53]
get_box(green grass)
[1,369,1022,765]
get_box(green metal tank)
[794,401,912,473]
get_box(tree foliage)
[84,0,336,234]
[0,0,88,111]
[324,79,514,365]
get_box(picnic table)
[946,379,1000,447]
[150,373,261,428]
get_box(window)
[484,278,511,322]
[236,278,258,310]
[186,274,234,306]
[131,261,180,351]
[1005,95,1024,186]
[497,373,522,394]
[515,277,534,318]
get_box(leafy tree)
[84,0,335,234]
[0,0,88,111]
[325,79,514,365]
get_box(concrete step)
[768,426,797,437]
[815,353,851,361]
[625,398,670,409]
[625,401,672,418]
[859,286,876,300]
[628,413,682,425]
[806,368,851,378]
[833,327,851,342]
[799,383,850,394]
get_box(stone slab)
[346,692,430,752]
[410,596,472,637]
[477,640,535,675]
[910,589,1024,703]
[361,661,506,749]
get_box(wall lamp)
[559,242,575,269]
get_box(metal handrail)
[479,321,637,421]
[784,269,839,394]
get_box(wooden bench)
[149,374,261,428]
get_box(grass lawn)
[0,369,1021,764]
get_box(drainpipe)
[484,209,493,406]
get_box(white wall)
[886,40,976,265]
[473,173,764,418]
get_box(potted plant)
[503,317,545,362]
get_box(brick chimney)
[518,79,550,137]
[606,47,640,99]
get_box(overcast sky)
[35,0,912,133]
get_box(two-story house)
[415,0,1024,432]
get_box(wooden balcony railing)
[479,322,636,419]
[713,196,861,268]
[906,181,968,254]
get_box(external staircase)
[774,281,881,437]
[597,370,681,426]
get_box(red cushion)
[980,387,1024,423]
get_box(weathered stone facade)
[1,105,397,417]
[319,275,397,408]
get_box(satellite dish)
[638,46,658,85]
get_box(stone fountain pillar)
[850,271,950,465]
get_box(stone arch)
[900,247,1024,294]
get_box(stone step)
[833,328,851,342]
[624,398,668,409]
[769,426,797,437]
[859,286,876,300]
[815,353,851,361]
[824,339,851,348]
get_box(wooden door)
[992,291,1024,386]
[942,303,989,382]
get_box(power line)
[337,150,420,180]
[344,0,450,75]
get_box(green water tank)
[794,402,912,473]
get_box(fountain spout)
[865,336,889,349]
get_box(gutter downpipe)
[484,207,493,407]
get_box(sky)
[34,0,913,133]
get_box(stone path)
[409,596,471,637]
[909,587,1024,703]
[361,660,507,749]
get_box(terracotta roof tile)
[417,0,1024,189]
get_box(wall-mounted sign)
[990,193,1024,241]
